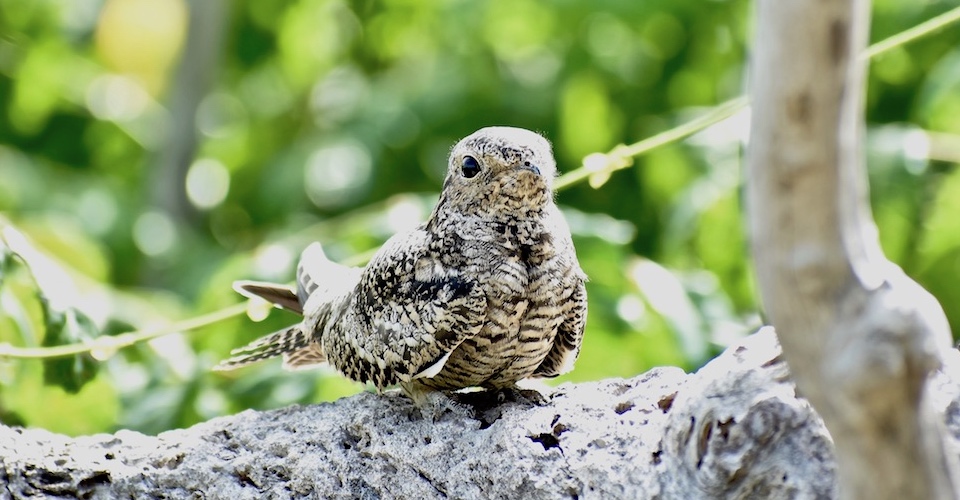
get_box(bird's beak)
[518,163,541,176]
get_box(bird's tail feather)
[213,325,311,371]
[233,281,302,315]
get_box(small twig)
[557,6,960,192]
[0,303,249,360]
[554,97,748,192]
[863,5,960,60]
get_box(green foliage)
[40,307,99,393]
[0,0,958,436]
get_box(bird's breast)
[423,248,569,390]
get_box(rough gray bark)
[746,0,960,498]
[8,328,960,499]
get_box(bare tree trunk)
[745,0,959,498]
[148,0,227,224]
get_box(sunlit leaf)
[3,369,119,436]
[0,240,11,285]
[40,306,100,393]
[629,259,709,364]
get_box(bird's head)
[440,127,557,217]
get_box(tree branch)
[4,329,959,497]
[746,0,959,498]
[0,330,861,499]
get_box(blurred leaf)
[630,258,709,364]
[917,166,960,269]
[915,166,960,332]
[559,72,623,162]
[642,146,695,208]
[40,306,100,394]
[0,240,11,284]
[95,0,188,95]
[0,223,102,392]
[2,366,119,436]
[20,217,112,282]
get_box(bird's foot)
[494,386,550,406]
[400,382,475,422]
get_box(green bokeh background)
[0,0,958,436]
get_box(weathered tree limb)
[0,329,866,499]
[745,0,959,498]
[4,329,960,498]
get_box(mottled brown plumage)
[216,127,587,412]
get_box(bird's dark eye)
[461,156,481,178]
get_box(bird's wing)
[322,229,488,389]
[532,277,586,377]
[295,242,332,306]
[533,208,588,378]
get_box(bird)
[215,126,587,416]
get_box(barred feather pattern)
[216,127,587,398]
[214,325,310,370]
